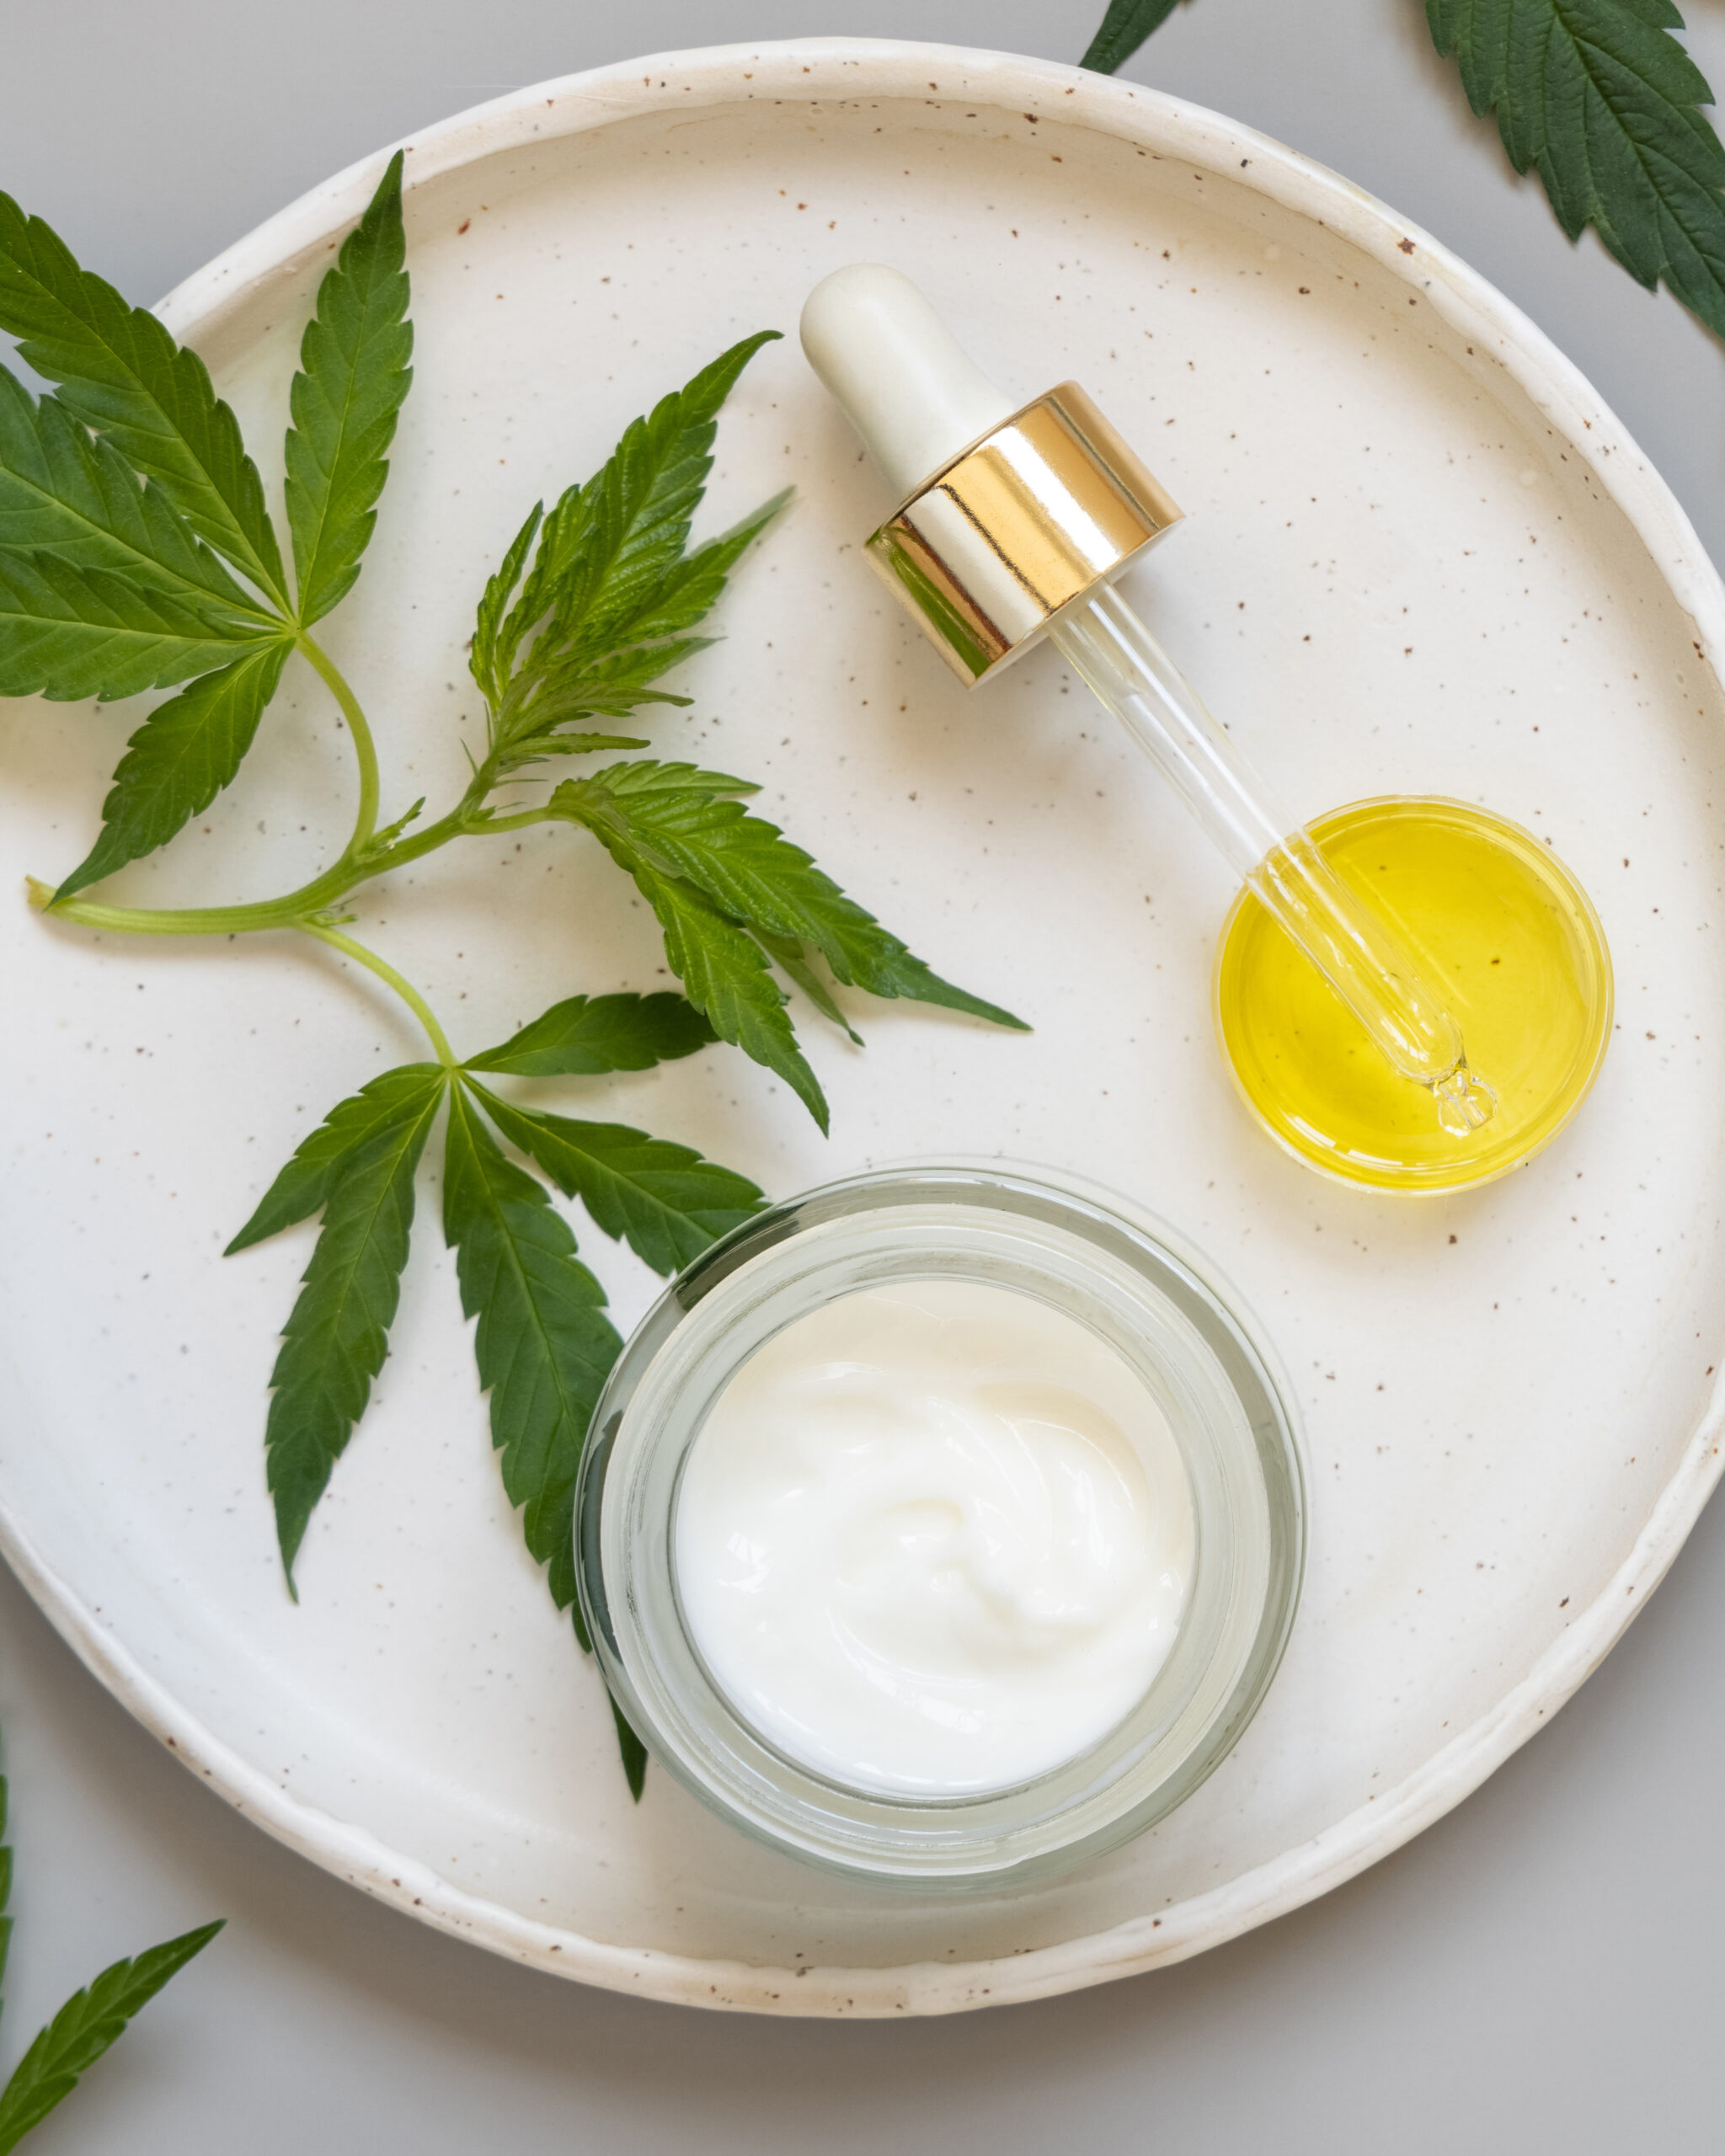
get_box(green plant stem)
[297,632,382,857]
[478,806,562,835]
[30,734,563,940]
[296,921,457,1065]
[31,859,358,937]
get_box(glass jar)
[575,1164,1304,1888]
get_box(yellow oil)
[1215,797,1613,1193]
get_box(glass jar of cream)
[575,1165,1304,1887]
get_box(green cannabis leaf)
[470,330,789,760]
[285,150,414,625]
[0,371,264,616]
[1428,0,1725,339]
[0,552,277,703]
[56,639,291,896]
[1081,0,1188,74]
[227,990,759,1790]
[609,1700,649,1803]
[226,1063,447,1252]
[464,990,715,1076]
[0,1752,222,2152]
[628,858,831,1129]
[549,758,1028,1122]
[467,1084,765,1275]
[1078,0,1725,348]
[258,1065,445,1588]
[442,1086,622,1626]
[457,340,1021,1124]
[2,155,415,887]
[0,190,286,605]
[0,1923,223,2155]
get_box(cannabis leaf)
[0,1923,223,2155]
[464,990,716,1076]
[56,638,292,896]
[284,152,414,626]
[227,1064,447,1251]
[563,761,1024,1027]
[259,1065,446,1588]
[1081,0,1188,73]
[468,1083,765,1274]
[549,758,1027,1124]
[0,552,276,703]
[3,157,418,911]
[469,332,787,764]
[232,994,761,1790]
[470,499,542,710]
[443,1086,622,1625]
[0,1753,222,2153]
[621,853,830,1129]
[1428,0,1725,339]
[455,343,1023,1120]
[1081,2,1725,344]
[0,371,264,616]
[0,190,286,605]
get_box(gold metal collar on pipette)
[864,382,1183,685]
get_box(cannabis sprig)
[3,157,1023,1790]
[0,1759,221,2151]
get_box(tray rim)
[4,34,1723,2018]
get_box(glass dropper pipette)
[799,265,1497,1139]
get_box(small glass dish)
[575,1163,1304,1888]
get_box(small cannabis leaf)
[549,759,1028,1128]
[1081,0,1188,74]
[0,1755,222,2153]
[285,150,414,625]
[1428,0,1725,339]
[585,832,831,1129]
[1082,2,1725,345]
[470,331,788,770]
[462,340,1023,1123]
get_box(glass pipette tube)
[1048,583,1497,1137]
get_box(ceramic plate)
[3,39,1722,2017]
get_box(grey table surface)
[3,2,1723,2148]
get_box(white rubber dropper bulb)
[799,264,1017,501]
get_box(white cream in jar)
[674,1277,1194,1796]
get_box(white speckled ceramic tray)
[3,39,1723,2017]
